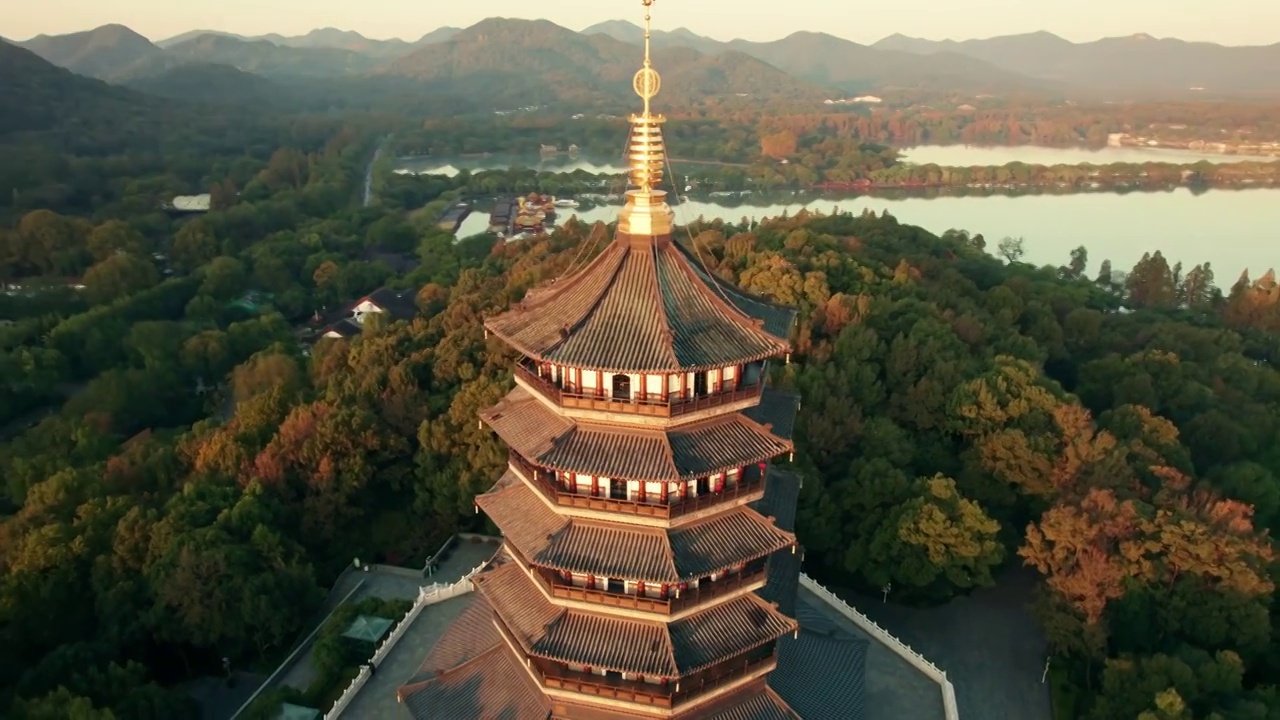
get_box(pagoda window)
[609,478,627,500]
[667,373,680,400]
[645,374,664,399]
[565,366,579,392]
[607,578,625,594]
[743,360,764,387]
[726,467,740,488]
[611,373,631,401]
[693,371,708,397]
[582,369,598,395]
[696,476,710,495]
[724,364,738,389]
[709,368,722,393]
[712,472,725,493]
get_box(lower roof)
[399,588,869,720]
[481,386,794,481]
[474,561,797,678]
[479,469,795,584]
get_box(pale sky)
[5,0,1280,46]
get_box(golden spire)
[619,0,673,238]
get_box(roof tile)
[485,237,792,372]
[478,474,794,583]
[481,387,793,481]
[473,563,797,678]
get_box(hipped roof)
[474,562,797,679]
[478,470,795,584]
[485,236,794,373]
[481,386,796,481]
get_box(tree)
[997,236,1025,264]
[171,221,219,273]
[875,474,1004,592]
[198,257,248,301]
[82,255,160,305]
[87,220,148,262]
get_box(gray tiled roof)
[399,643,550,720]
[744,390,800,441]
[485,237,792,372]
[482,387,794,481]
[673,239,798,340]
[473,562,797,678]
[770,630,869,720]
[758,547,803,618]
[752,466,802,533]
[705,683,803,720]
[478,470,795,583]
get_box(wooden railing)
[532,645,777,710]
[508,451,765,521]
[526,560,768,616]
[514,361,764,419]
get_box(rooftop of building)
[484,236,796,373]
[352,579,946,720]
[479,469,796,584]
[481,386,798,481]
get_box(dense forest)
[3,52,1280,718]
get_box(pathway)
[837,567,1052,720]
[277,539,499,693]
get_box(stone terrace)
[332,584,947,720]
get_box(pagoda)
[397,2,867,717]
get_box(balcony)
[522,554,769,617]
[509,450,765,521]
[515,360,763,420]
[532,644,777,710]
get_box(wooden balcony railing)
[508,450,765,521]
[514,361,764,419]
[531,645,777,710]
[524,559,768,616]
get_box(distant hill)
[0,39,164,138]
[381,18,827,106]
[17,24,163,80]
[871,31,1280,96]
[155,29,250,48]
[124,33,383,80]
[123,62,287,105]
[581,21,1050,94]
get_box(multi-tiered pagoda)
[397,2,868,717]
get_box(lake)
[902,145,1280,166]
[452,188,1280,283]
[396,144,1280,179]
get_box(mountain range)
[8,18,1280,102]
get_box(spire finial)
[634,0,661,118]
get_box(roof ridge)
[731,408,795,453]
[646,241,682,368]
[658,528,680,582]
[518,236,624,313]
[662,242,791,351]
[539,242,631,357]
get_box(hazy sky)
[6,0,1280,45]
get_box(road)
[363,136,391,208]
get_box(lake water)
[902,145,1280,166]
[453,188,1280,283]
[397,145,1279,178]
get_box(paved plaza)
[795,589,947,720]
[838,567,1053,720]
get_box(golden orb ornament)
[633,67,661,100]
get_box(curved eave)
[487,327,789,375]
